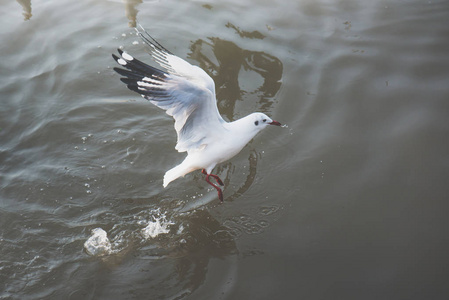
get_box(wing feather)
[112,35,225,153]
[135,25,216,95]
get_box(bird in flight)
[112,25,281,202]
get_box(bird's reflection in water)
[188,38,282,201]
[188,38,283,121]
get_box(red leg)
[209,174,224,186]
[201,169,224,186]
[202,169,224,202]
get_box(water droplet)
[258,220,270,227]
[258,205,280,216]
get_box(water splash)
[141,211,174,239]
[84,228,112,256]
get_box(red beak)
[268,120,281,126]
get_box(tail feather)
[163,163,195,187]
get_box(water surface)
[1,0,449,299]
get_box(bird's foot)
[202,169,224,186]
[203,170,224,202]
[217,188,223,202]
[209,174,224,186]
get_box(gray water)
[1,0,449,299]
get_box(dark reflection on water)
[225,22,266,40]
[189,38,282,121]
[122,0,143,28]
[16,0,32,20]
[215,151,259,203]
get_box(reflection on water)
[225,22,266,39]
[122,0,142,27]
[214,151,260,202]
[161,209,237,297]
[16,0,32,20]
[189,38,282,121]
[14,0,145,26]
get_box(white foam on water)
[84,228,112,256]
[141,211,174,239]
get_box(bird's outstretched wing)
[112,30,225,153]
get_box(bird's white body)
[113,26,281,201]
[163,113,272,187]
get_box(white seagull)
[112,26,281,202]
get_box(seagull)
[112,25,281,202]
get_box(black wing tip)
[113,66,122,72]
[120,78,132,85]
[112,49,124,62]
[113,67,133,77]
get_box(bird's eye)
[254,121,259,126]
[263,119,267,122]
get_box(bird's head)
[232,112,282,138]
[243,112,282,136]
[251,112,282,129]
